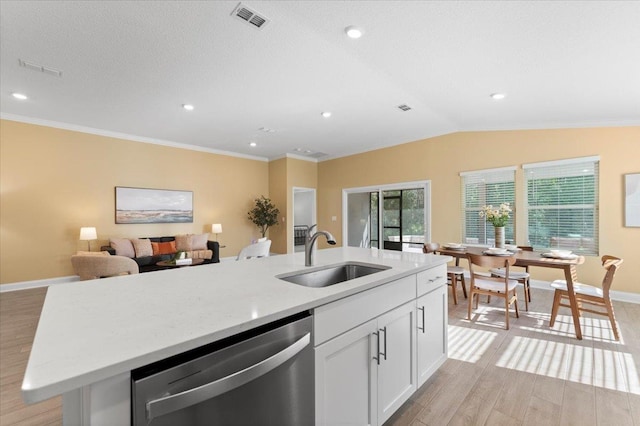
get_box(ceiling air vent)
[231,3,270,30]
[397,104,412,112]
[18,59,62,77]
[307,152,328,159]
[292,148,328,159]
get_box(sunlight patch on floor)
[448,325,497,363]
[464,304,528,330]
[534,314,622,343]
[495,335,639,394]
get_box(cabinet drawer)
[416,264,447,296]
[314,275,416,346]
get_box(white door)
[376,301,417,424]
[416,286,448,387]
[315,319,378,426]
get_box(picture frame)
[115,187,193,224]
[625,173,640,227]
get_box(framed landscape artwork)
[115,187,193,224]
[625,173,640,227]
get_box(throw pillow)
[191,233,208,250]
[110,238,135,258]
[151,241,177,255]
[131,238,153,258]
[189,249,213,260]
[175,234,193,251]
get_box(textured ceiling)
[1,1,639,161]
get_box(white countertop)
[22,247,450,403]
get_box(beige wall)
[268,158,288,253]
[0,120,269,284]
[268,157,319,254]
[2,120,638,295]
[318,127,640,294]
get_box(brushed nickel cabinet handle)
[380,327,387,361]
[417,306,425,333]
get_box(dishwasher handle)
[146,332,311,422]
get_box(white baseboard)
[0,275,79,293]
[527,279,640,304]
[459,273,640,305]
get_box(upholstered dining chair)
[71,254,139,280]
[549,255,624,340]
[423,243,467,305]
[467,253,519,330]
[236,239,272,260]
[489,245,533,311]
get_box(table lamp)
[211,224,222,242]
[79,227,97,252]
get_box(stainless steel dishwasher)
[131,312,313,425]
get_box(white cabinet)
[416,285,448,387]
[314,267,447,426]
[315,319,378,426]
[315,301,416,426]
[376,301,417,424]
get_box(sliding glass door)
[382,191,402,250]
[344,182,430,252]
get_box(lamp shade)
[79,227,97,240]
[211,224,223,234]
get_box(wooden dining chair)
[423,243,467,305]
[549,255,623,340]
[467,253,519,330]
[489,245,533,311]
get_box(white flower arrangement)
[479,203,511,227]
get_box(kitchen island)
[23,247,451,425]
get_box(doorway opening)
[292,187,316,253]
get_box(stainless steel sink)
[277,262,391,288]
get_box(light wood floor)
[385,285,640,426]
[0,288,61,426]
[1,285,638,426]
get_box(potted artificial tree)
[247,196,280,238]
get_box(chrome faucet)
[305,224,336,266]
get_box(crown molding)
[0,113,269,162]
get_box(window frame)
[460,166,517,246]
[523,156,600,255]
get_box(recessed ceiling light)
[12,92,28,100]
[249,142,257,147]
[490,93,506,100]
[182,104,194,111]
[321,111,332,118]
[345,26,364,39]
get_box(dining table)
[437,245,586,339]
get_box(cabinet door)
[416,285,448,387]
[315,319,378,426]
[376,301,417,425]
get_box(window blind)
[524,156,599,255]
[460,167,516,245]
